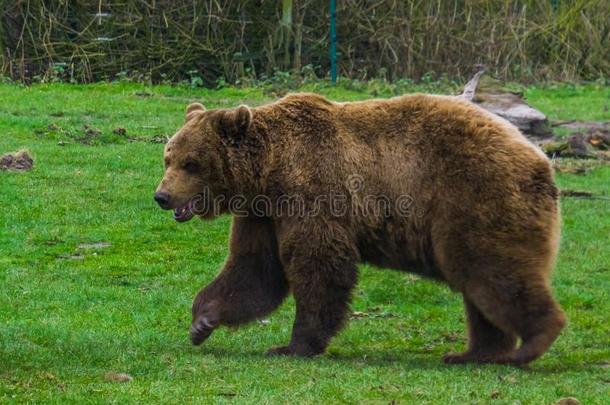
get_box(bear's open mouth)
[173,204,194,223]
[173,194,202,223]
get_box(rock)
[0,150,33,171]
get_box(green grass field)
[1,82,609,404]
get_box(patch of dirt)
[57,253,85,260]
[147,135,169,144]
[37,121,168,145]
[127,135,169,144]
[75,125,102,144]
[57,242,111,260]
[0,150,33,171]
[349,306,397,320]
[35,123,106,145]
[78,242,112,250]
[104,372,132,383]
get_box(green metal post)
[550,0,558,12]
[330,0,337,84]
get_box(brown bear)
[154,92,566,365]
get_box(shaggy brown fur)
[155,92,565,365]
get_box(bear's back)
[273,92,545,164]
[261,92,555,213]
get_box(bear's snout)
[154,191,170,209]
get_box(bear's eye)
[183,161,200,174]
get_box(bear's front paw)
[190,316,217,346]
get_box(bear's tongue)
[173,203,195,223]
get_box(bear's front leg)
[267,220,358,357]
[191,217,289,345]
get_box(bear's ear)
[212,105,252,146]
[185,102,206,123]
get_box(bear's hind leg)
[499,290,566,365]
[444,298,517,364]
[465,279,566,366]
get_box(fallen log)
[459,68,553,140]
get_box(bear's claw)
[190,316,215,346]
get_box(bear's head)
[154,102,252,222]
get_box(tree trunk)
[293,0,305,72]
[282,0,293,71]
